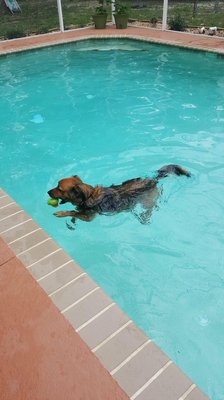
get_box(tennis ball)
[47,198,59,207]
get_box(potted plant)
[113,1,129,29]
[92,0,108,29]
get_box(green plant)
[5,28,26,39]
[150,16,158,27]
[114,1,128,15]
[94,0,108,15]
[169,14,186,31]
[36,26,49,34]
[92,0,109,28]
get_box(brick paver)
[0,25,223,55]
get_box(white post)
[162,0,168,31]
[111,0,115,25]
[57,0,64,32]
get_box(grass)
[128,0,224,28]
[0,0,224,39]
[167,2,224,27]
[0,0,96,39]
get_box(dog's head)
[48,176,101,208]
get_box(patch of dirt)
[128,19,224,37]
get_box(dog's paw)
[66,221,75,230]
[53,211,69,217]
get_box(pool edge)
[0,26,224,57]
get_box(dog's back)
[89,177,157,214]
[89,165,190,214]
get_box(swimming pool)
[0,38,224,399]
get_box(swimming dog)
[48,164,190,224]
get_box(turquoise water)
[0,39,224,399]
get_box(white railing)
[57,0,64,32]
[56,0,169,32]
[162,0,168,30]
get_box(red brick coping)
[0,25,223,56]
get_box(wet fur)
[48,164,190,224]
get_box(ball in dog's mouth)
[47,198,59,207]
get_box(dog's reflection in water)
[48,164,190,227]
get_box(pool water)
[0,39,224,399]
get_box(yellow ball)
[47,198,59,207]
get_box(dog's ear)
[69,183,93,205]
[85,186,104,207]
[71,175,83,185]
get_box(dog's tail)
[155,164,191,180]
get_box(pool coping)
[0,25,224,56]
[0,233,129,400]
[0,188,209,400]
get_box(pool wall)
[0,189,209,399]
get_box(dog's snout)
[48,188,60,200]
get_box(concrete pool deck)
[0,26,216,399]
[0,25,223,55]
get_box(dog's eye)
[58,187,65,194]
